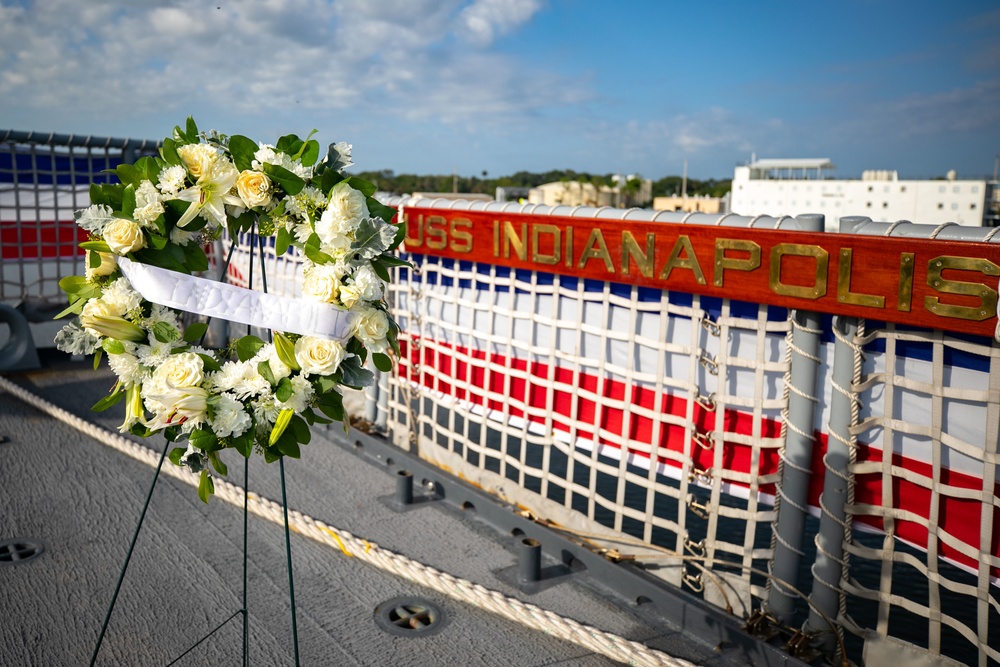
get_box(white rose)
[236,170,273,208]
[103,218,146,255]
[352,307,390,353]
[338,283,362,310]
[294,336,348,376]
[316,181,368,249]
[302,264,342,304]
[154,352,204,388]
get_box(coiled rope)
[0,375,699,667]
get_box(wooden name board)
[401,207,1000,338]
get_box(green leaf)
[370,260,391,282]
[130,424,155,438]
[273,332,300,371]
[303,244,334,264]
[231,434,254,459]
[120,184,137,217]
[90,182,109,206]
[275,226,291,256]
[93,348,103,370]
[102,338,126,355]
[368,200,399,227]
[289,414,310,445]
[185,117,200,143]
[228,134,258,172]
[236,335,265,361]
[275,431,301,459]
[197,469,214,504]
[197,353,222,373]
[79,240,113,253]
[160,137,181,166]
[269,408,295,446]
[183,322,209,343]
[91,387,124,412]
[115,163,142,188]
[152,321,180,343]
[302,407,332,425]
[131,247,187,273]
[182,241,210,273]
[208,451,228,476]
[262,163,305,195]
[148,233,169,250]
[257,360,276,387]
[347,176,376,197]
[275,377,293,403]
[372,352,393,372]
[299,139,320,167]
[168,447,186,466]
[320,167,345,194]
[189,428,218,452]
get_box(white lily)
[173,158,242,229]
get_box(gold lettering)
[714,239,760,287]
[531,224,561,264]
[405,213,424,247]
[770,243,829,299]
[502,221,528,260]
[659,235,706,284]
[449,218,473,253]
[837,248,885,308]
[577,228,614,272]
[897,252,915,312]
[565,226,574,267]
[425,215,447,250]
[493,220,500,257]
[621,231,655,278]
[925,256,1000,321]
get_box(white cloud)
[458,0,543,46]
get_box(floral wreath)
[55,118,407,502]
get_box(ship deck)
[0,352,741,667]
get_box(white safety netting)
[841,322,1000,666]
[385,254,792,616]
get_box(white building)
[730,158,995,232]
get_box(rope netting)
[840,322,1000,666]
[386,254,791,617]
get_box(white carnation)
[252,143,312,179]
[301,263,344,304]
[136,339,177,367]
[209,360,270,400]
[157,165,187,195]
[145,304,180,330]
[101,277,142,314]
[251,390,282,425]
[107,349,149,387]
[209,393,252,438]
[352,265,385,302]
[316,182,368,251]
[133,180,164,227]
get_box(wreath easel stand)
[88,227,300,667]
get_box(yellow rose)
[85,250,118,279]
[103,218,146,255]
[236,170,273,208]
[176,143,218,179]
[294,336,348,376]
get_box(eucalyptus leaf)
[338,355,375,389]
[350,217,389,258]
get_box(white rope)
[0,375,699,667]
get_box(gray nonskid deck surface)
[0,357,730,666]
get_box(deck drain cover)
[0,538,44,566]
[374,597,446,637]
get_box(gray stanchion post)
[518,538,542,584]
[375,360,390,432]
[365,369,381,424]
[804,315,858,651]
[768,308,823,622]
[767,213,825,623]
[396,470,414,506]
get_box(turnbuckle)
[699,352,719,375]
[692,430,715,450]
[701,317,721,337]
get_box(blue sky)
[1,0,997,180]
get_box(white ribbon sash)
[117,257,352,341]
